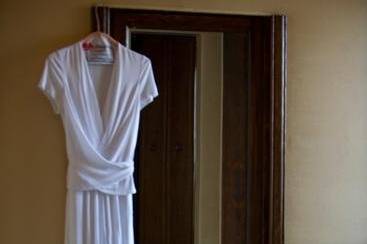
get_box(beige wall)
[1,1,367,244]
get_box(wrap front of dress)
[38,39,159,244]
[38,40,159,195]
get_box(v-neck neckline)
[78,40,122,131]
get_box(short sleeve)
[37,54,64,114]
[139,57,159,110]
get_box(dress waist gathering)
[66,158,136,195]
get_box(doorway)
[92,7,286,244]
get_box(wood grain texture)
[270,15,287,244]
[222,32,249,244]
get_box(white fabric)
[65,191,134,244]
[38,39,158,244]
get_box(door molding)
[91,6,286,244]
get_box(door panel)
[222,32,250,244]
[131,33,195,244]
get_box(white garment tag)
[86,45,114,64]
[83,37,115,64]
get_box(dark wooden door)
[131,33,196,244]
[93,7,286,244]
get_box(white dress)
[38,39,159,244]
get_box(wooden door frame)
[91,6,286,244]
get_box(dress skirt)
[65,190,134,244]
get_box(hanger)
[82,31,119,47]
[81,5,120,50]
